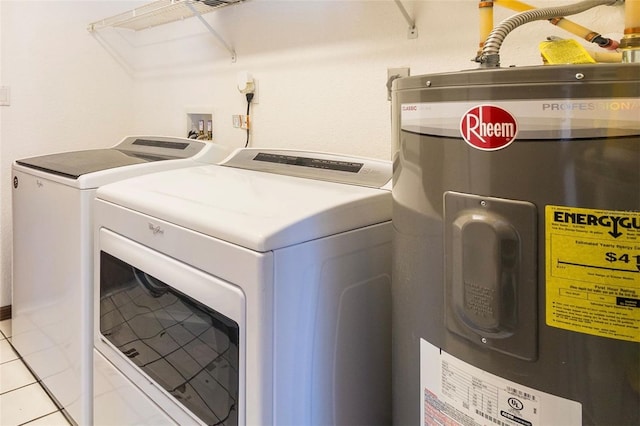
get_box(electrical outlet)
[238,71,258,104]
[251,79,259,104]
[237,71,255,94]
[387,67,410,100]
[240,115,249,130]
[232,115,249,129]
[388,67,410,80]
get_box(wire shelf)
[88,0,243,32]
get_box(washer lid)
[97,164,391,252]
[15,136,207,179]
[16,149,163,179]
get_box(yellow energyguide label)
[546,205,640,342]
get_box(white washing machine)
[92,148,393,425]
[11,136,231,425]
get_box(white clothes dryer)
[92,148,393,425]
[11,136,231,425]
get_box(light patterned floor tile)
[0,383,58,426]
[0,319,11,339]
[0,359,37,393]
[23,410,71,425]
[0,339,19,364]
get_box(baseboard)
[0,305,11,321]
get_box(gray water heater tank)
[391,63,639,426]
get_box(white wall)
[0,0,626,307]
[0,0,3,311]
[0,1,137,307]
[127,0,624,158]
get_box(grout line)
[0,378,39,397]
[0,322,70,425]
[1,378,70,425]
[16,409,61,426]
[1,336,20,362]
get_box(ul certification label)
[546,205,640,342]
[420,339,581,425]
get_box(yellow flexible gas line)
[478,1,495,58]
[493,0,619,49]
[480,0,618,67]
[625,0,640,31]
[548,16,605,45]
[621,0,640,62]
[494,0,532,12]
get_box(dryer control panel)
[221,148,391,189]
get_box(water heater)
[391,63,639,425]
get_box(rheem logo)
[460,105,518,151]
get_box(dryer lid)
[96,164,391,252]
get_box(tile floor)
[0,319,71,426]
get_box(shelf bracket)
[185,2,237,62]
[394,0,418,39]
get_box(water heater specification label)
[546,205,640,342]
[420,340,581,426]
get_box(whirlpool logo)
[460,104,518,151]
